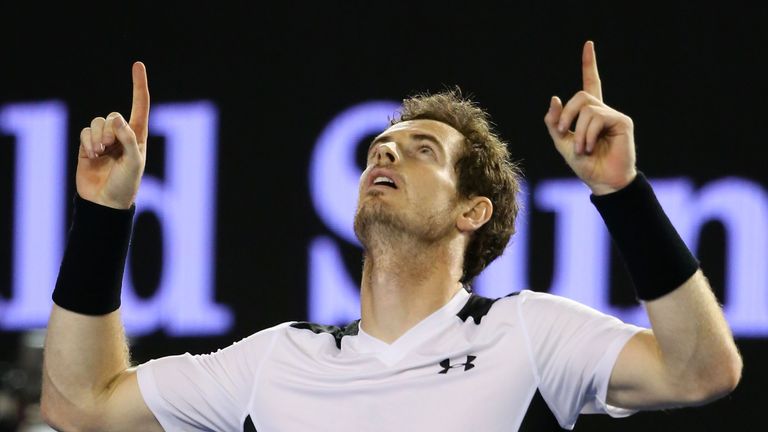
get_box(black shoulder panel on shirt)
[289,319,361,349]
[456,291,519,324]
[243,414,257,432]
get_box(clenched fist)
[544,41,637,195]
[76,62,150,209]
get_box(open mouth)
[372,176,397,189]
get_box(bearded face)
[352,120,465,250]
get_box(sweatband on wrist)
[52,194,135,315]
[590,171,699,301]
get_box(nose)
[374,141,399,164]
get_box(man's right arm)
[40,62,162,431]
[42,307,162,431]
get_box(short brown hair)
[394,89,523,286]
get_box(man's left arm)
[607,271,741,409]
[543,41,742,410]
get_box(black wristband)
[52,194,135,315]
[590,172,699,301]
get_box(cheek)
[357,170,370,194]
[433,170,459,196]
[414,173,458,205]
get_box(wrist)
[588,168,638,196]
[52,194,136,315]
[590,171,699,301]
[82,191,135,210]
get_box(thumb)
[543,96,571,156]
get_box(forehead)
[377,119,465,155]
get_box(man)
[40,41,741,431]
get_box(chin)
[356,193,390,215]
[354,201,402,244]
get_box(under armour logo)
[438,355,476,374]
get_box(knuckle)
[90,117,105,127]
[581,105,596,116]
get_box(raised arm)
[40,62,163,431]
[543,41,742,409]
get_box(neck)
[359,233,465,344]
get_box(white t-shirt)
[136,289,644,431]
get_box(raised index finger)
[582,41,603,101]
[129,61,150,143]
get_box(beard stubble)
[353,193,457,250]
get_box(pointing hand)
[543,41,637,195]
[76,62,150,209]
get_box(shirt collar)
[347,288,471,360]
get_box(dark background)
[1,1,766,430]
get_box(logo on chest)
[437,355,477,374]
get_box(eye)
[419,145,434,155]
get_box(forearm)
[42,307,131,419]
[594,173,741,407]
[644,270,742,398]
[41,194,136,428]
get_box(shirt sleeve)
[136,322,290,431]
[516,290,644,429]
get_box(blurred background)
[1,1,766,430]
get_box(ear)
[457,196,493,233]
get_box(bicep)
[607,330,684,410]
[99,369,164,432]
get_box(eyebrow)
[368,132,445,157]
